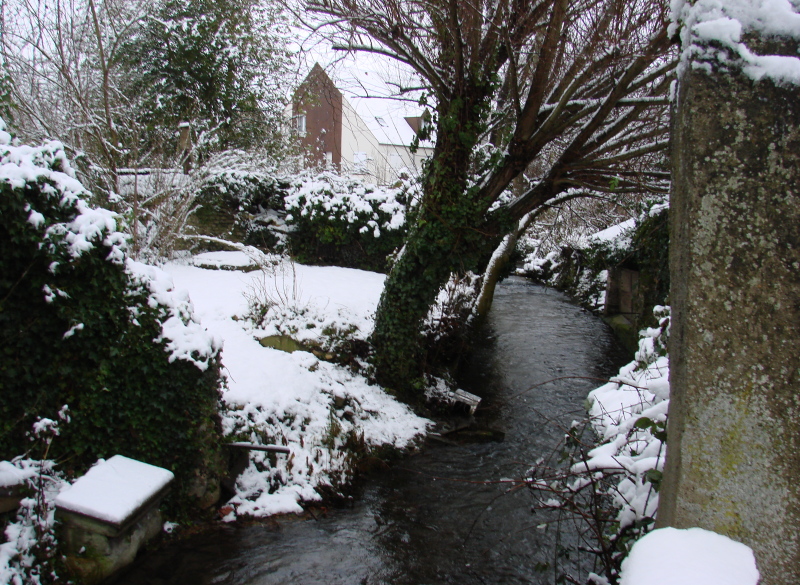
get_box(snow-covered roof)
[306,55,434,148]
[339,65,429,147]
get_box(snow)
[165,253,429,517]
[54,455,174,525]
[674,0,800,85]
[0,462,34,489]
[589,218,636,247]
[191,250,260,269]
[126,259,222,371]
[582,308,670,531]
[320,55,432,148]
[619,527,760,585]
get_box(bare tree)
[2,0,150,196]
[307,0,675,390]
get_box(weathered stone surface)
[659,43,800,585]
[61,506,163,585]
[55,456,175,584]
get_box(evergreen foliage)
[525,204,670,324]
[0,127,224,513]
[122,0,291,155]
[284,172,412,272]
[189,152,291,250]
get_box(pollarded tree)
[308,0,675,391]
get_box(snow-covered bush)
[520,202,669,318]
[0,412,71,585]
[243,259,371,370]
[0,120,224,512]
[527,306,670,584]
[188,150,290,251]
[284,171,412,272]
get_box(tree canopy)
[308,0,676,389]
[123,0,292,154]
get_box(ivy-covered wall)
[0,128,224,513]
[523,205,670,346]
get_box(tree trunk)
[371,93,497,391]
[474,191,583,321]
[472,232,518,322]
[371,223,456,391]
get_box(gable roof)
[301,60,433,149]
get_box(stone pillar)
[658,20,800,585]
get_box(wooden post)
[178,122,192,174]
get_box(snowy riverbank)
[165,251,430,519]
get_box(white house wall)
[378,143,434,185]
[341,98,384,181]
[340,97,433,185]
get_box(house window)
[353,151,368,173]
[293,114,306,135]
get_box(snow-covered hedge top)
[0,122,128,265]
[0,117,219,371]
[588,218,637,251]
[127,260,222,371]
[672,0,800,85]
[284,171,407,238]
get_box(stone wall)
[659,31,800,585]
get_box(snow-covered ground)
[166,251,430,518]
[619,527,759,585]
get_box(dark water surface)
[111,278,629,585]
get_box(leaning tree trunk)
[371,222,459,392]
[472,231,518,322]
[473,191,583,321]
[371,96,496,392]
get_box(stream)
[110,277,629,585]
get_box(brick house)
[291,63,434,185]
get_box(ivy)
[526,204,670,324]
[0,137,224,516]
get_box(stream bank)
[110,277,628,585]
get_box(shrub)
[0,121,224,513]
[284,171,412,272]
[188,150,291,251]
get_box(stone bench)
[55,455,173,584]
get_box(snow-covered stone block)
[619,527,760,585]
[55,455,174,584]
[0,461,30,513]
[453,389,481,415]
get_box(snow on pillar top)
[54,455,174,526]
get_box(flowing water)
[111,278,629,585]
